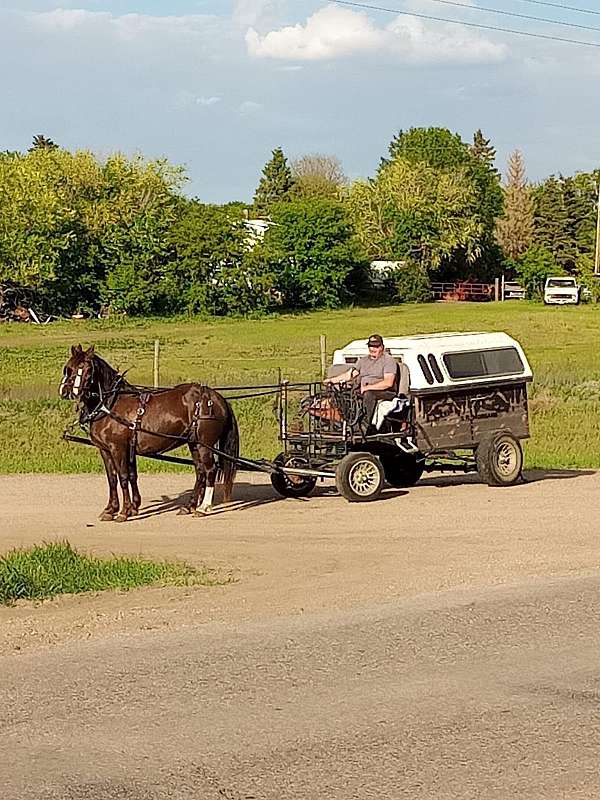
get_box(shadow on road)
[522,468,596,483]
[418,468,595,489]
[135,480,408,519]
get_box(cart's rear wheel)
[476,431,523,486]
[270,453,317,498]
[336,452,384,503]
[380,452,425,488]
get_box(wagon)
[270,332,533,502]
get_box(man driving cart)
[325,333,398,432]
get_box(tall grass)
[1,302,600,471]
[0,541,220,605]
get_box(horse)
[59,344,239,522]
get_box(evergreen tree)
[29,134,58,152]
[496,150,534,260]
[471,129,497,173]
[532,175,570,267]
[253,147,294,212]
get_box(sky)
[1,0,598,202]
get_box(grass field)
[1,302,600,473]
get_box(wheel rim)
[283,457,311,487]
[348,460,380,496]
[495,440,519,477]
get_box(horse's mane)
[92,354,128,393]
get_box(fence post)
[494,277,500,302]
[320,334,327,379]
[153,339,160,388]
[501,274,505,302]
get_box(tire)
[270,453,317,498]
[381,453,425,488]
[476,431,523,487]
[336,452,384,503]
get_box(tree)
[29,134,58,152]
[253,147,294,212]
[496,150,534,260]
[166,200,276,315]
[378,127,503,274]
[258,198,366,309]
[532,171,600,273]
[0,147,185,314]
[349,158,483,269]
[291,154,347,199]
[471,129,497,172]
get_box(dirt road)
[1,468,599,652]
[2,470,600,798]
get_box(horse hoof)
[194,507,212,517]
[115,514,129,523]
[130,508,139,517]
[177,507,192,516]
[99,511,115,522]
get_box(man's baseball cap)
[366,334,384,347]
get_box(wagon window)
[417,354,434,385]
[443,347,524,380]
[427,354,444,383]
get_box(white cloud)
[246,4,506,64]
[239,100,263,115]
[197,96,221,107]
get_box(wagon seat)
[372,357,411,431]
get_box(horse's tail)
[219,400,239,503]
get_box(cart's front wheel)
[270,454,317,498]
[336,452,384,502]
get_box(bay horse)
[60,345,239,522]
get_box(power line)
[333,0,600,48]
[517,0,600,17]
[429,0,600,34]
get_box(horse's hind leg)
[178,443,203,515]
[99,449,119,522]
[129,452,141,515]
[195,447,217,516]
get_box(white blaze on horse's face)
[72,367,84,397]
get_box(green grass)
[1,302,600,471]
[0,541,221,605]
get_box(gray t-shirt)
[356,353,398,390]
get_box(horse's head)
[59,344,96,400]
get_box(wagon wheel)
[476,431,523,486]
[335,452,384,503]
[381,452,425,488]
[270,453,317,498]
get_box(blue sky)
[1,1,598,202]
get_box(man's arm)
[325,367,357,385]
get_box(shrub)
[395,261,433,303]
[515,245,560,299]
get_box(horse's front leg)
[195,448,217,516]
[112,448,134,523]
[99,449,119,522]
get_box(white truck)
[544,276,581,305]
